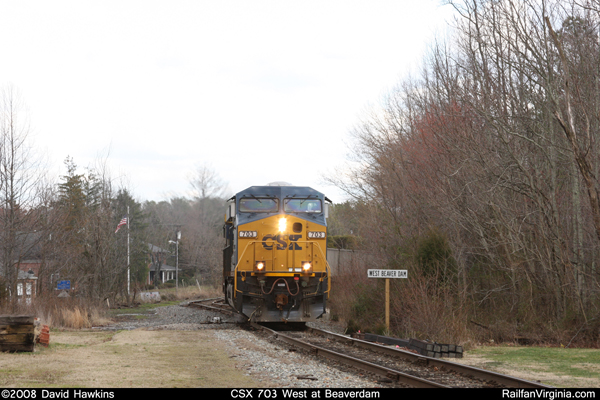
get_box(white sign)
[139,291,161,302]
[368,269,408,278]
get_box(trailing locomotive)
[223,183,331,323]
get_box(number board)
[367,269,407,278]
[239,231,257,238]
[308,231,326,239]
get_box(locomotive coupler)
[275,293,288,309]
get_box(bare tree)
[189,163,229,200]
[329,0,600,343]
[0,86,50,306]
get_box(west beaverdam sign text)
[367,269,407,278]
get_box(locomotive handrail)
[298,240,332,298]
[232,239,331,298]
[233,240,259,298]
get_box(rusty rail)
[252,322,449,388]
[305,326,553,389]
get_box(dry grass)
[140,284,221,302]
[0,296,106,330]
[59,307,90,329]
[0,329,262,388]
[0,284,222,330]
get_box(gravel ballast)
[104,301,387,388]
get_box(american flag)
[115,216,128,233]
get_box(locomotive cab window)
[239,198,278,213]
[284,199,322,213]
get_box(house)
[146,243,177,285]
[148,262,177,284]
[16,269,37,304]
[0,231,44,303]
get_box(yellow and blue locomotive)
[223,184,331,323]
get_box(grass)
[0,329,260,388]
[465,345,600,387]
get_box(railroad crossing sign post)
[367,269,408,332]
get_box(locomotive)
[223,183,331,323]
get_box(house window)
[17,283,23,296]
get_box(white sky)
[0,1,454,203]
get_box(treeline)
[328,0,600,345]
[0,87,228,309]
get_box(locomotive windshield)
[239,198,278,213]
[284,198,322,213]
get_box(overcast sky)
[0,1,454,203]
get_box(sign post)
[367,269,407,332]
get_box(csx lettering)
[288,234,302,250]
[262,235,303,250]
[231,389,254,398]
[262,234,286,250]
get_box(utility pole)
[169,230,181,291]
[127,205,130,296]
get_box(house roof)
[148,262,176,272]
[148,243,170,253]
[15,231,44,259]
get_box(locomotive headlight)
[255,261,266,272]
[278,217,287,232]
[301,261,312,273]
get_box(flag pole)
[127,205,130,296]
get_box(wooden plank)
[0,315,34,325]
[409,338,434,351]
[364,333,410,347]
[0,333,35,344]
[0,343,34,352]
[0,315,37,352]
[0,325,35,334]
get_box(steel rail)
[306,326,553,389]
[187,298,236,316]
[252,322,450,388]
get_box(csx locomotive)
[223,183,331,323]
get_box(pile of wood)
[354,333,463,358]
[408,338,463,358]
[0,315,36,352]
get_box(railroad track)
[187,297,236,316]
[252,323,555,389]
[186,297,553,388]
